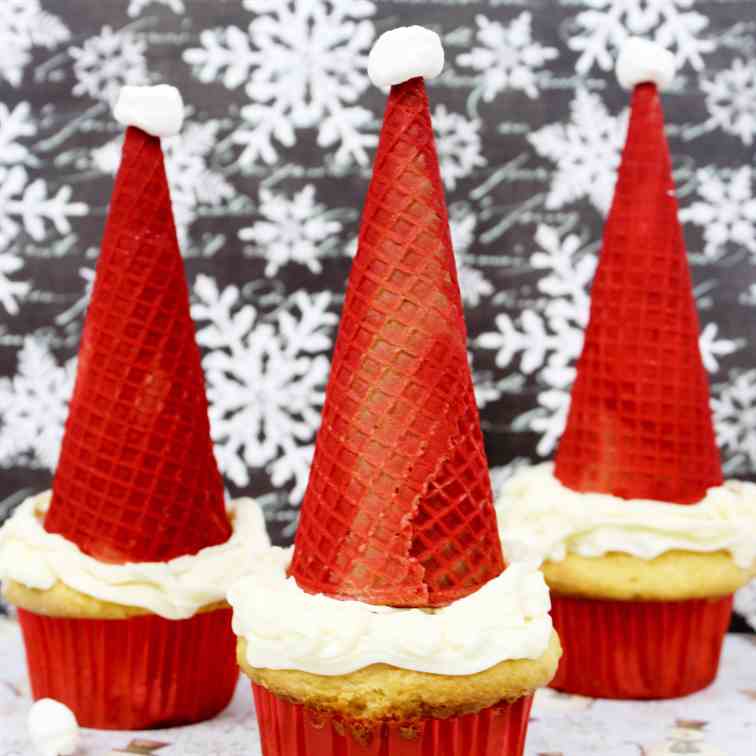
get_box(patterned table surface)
[1,619,754,756]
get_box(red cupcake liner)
[17,606,239,729]
[549,593,733,699]
[252,683,533,756]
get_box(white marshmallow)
[368,26,444,88]
[28,699,79,756]
[616,37,676,91]
[113,84,184,137]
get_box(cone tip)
[616,37,676,91]
[114,84,184,138]
[368,26,444,89]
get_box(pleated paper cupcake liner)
[252,683,533,756]
[549,593,733,699]
[18,606,238,729]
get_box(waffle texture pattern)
[555,83,722,504]
[44,127,230,563]
[290,77,504,608]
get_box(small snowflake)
[681,167,756,260]
[530,89,627,214]
[0,242,29,315]
[449,210,493,308]
[191,275,337,503]
[712,369,756,474]
[457,12,558,101]
[433,105,485,191]
[0,165,87,247]
[0,0,69,86]
[0,337,75,470]
[702,59,756,147]
[184,0,378,168]
[239,185,343,276]
[128,0,185,16]
[568,0,713,75]
[70,26,148,104]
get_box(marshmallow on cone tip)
[616,37,676,91]
[554,71,722,504]
[44,114,230,563]
[290,65,504,608]
[114,84,184,137]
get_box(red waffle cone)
[18,606,239,729]
[290,77,504,607]
[44,126,230,563]
[555,83,722,504]
[252,684,533,756]
[549,593,733,699]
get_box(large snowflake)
[457,12,558,102]
[191,275,337,503]
[433,105,485,191]
[711,369,756,476]
[91,121,235,246]
[567,0,713,75]
[70,25,148,104]
[681,167,756,261]
[477,224,739,456]
[184,0,377,168]
[702,59,756,147]
[0,0,69,86]
[239,184,344,276]
[529,89,627,215]
[0,242,29,315]
[0,337,75,470]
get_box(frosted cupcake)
[496,40,756,700]
[229,27,560,756]
[0,86,270,729]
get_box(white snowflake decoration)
[568,0,714,75]
[191,275,337,503]
[0,165,87,248]
[449,209,493,308]
[0,0,69,86]
[433,105,485,191]
[712,369,756,475]
[0,102,35,165]
[70,25,148,104]
[0,243,29,315]
[681,167,756,260]
[478,224,738,457]
[184,0,377,168]
[0,337,75,470]
[702,59,756,146]
[128,0,185,16]
[530,89,627,215]
[239,185,343,276]
[457,12,558,101]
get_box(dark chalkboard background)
[0,0,754,630]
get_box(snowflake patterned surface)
[184,0,378,167]
[239,185,345,276]
[457,12,558,102]
[191,276,337,503]
[529,90,628,214]
[432,105,485,190]
[702,59,756,147]
[568,0,714,75]
[681,167,756,260]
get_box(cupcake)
[0,86,270,729]
[228,27,560,756]
[495,39,756,700]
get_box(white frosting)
[113,85,184,137]
[368,26,444,88]
[616,37,676,90]
[229,547,552,677]
[0,492,270,620]
[28,699,78,756]
[496,463,756,568]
